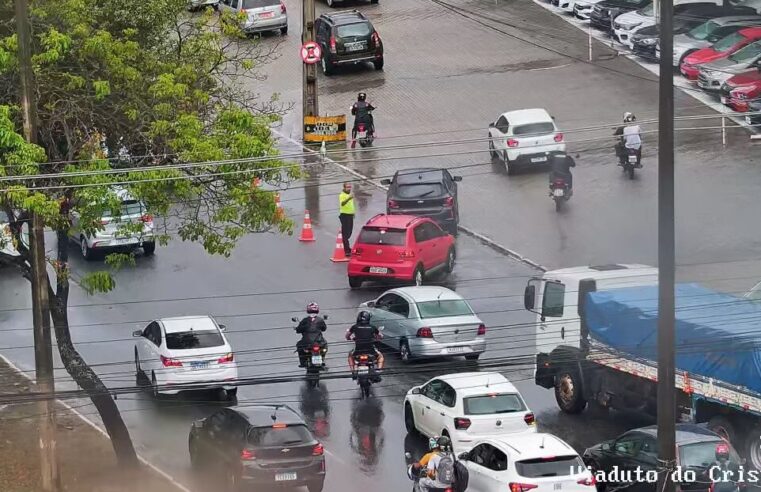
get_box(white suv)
[487,108,566,175]
[459,433,596,492]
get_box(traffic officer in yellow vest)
[339,182,355,256]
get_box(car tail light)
[217,353,234,364]
[510,483,538,492]
[100,219,109,226]
[280,1,286,12]
[554,133,564,143]
[313,443,324,456]
[371,31,381,46]
[477,324,486,336]
[454,417,471,430]
[388,199,399,209]
[240,448,256,460]
[358,354,369,361]
[160,355,182,367]
[312,345,321,353]
[140,214,153,223]
[506,138,519,148]
[399,249,415,259]
[443,196,454,207]
[416,327,433,338]
[329,36,336,53]
[351,246,363,256]
[578,477,596,487]
[524,412,536,425]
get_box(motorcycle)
[404,452,453,492]
[292,315,328,388]
[351,106,375,148]
[354,353,377,399]
[549,177,571,212]
[622,147,641,180]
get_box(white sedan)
[458,433,596,492]
[133,315,238,399]
[487,108,565,175]
[404,372,536,453]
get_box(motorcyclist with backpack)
[417,436,455,492]
[295,302,328,368]
[614,112,642,167]
[346,310,385,381]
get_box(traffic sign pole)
[302,0,318,126]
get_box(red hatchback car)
[681,27,761,80]
[347,214,456,289]
[724,69,761,112]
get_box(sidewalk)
[0,358,183,492]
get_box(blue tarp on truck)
[585,283,761,394]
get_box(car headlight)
[640,38,656,46]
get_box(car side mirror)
[411,387,421,395]
[405,452,412,460]
[601,442,612,451]
[458,452,469,460]
[192,420,204,429]
[453,176,462,182]
[132,330,143,338]
[488,122,495,128]
[524,285,536,311]
[380,178,391,185]
[218,324,227,332]
[323,314,329,320]
[366,301,375,308]
[291,317,299,322]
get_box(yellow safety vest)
[339,192,355,215]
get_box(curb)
[273,129,548,273]
[0,354,191,492]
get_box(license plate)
[721,96,728,104]
[190,361,210,370]
[358,131,367,138]
[345,42,365,52]
[531,156,547,163]
[369,267,388,274]
[553,189,564,197]
[259,11,274,17]
[628,155,638,163]
[275,473,297,481]
[358,366,370,373]
[554,483,562,490]
[448,346,465,354]
[311,355,323,365]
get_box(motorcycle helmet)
[716,442,730,462]
[357,310,372,325]
[358,92,367,102]
[623,112,636,123]
[437,435,452,450]
[429,436,440,450]
[307,302,319,317]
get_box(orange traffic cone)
[274,193,284,220]
[299,210,316,242]
[330,230,349,262]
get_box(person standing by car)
[339,182,355,257]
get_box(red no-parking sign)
[300,41,322,64]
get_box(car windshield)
[688,20,719,40]
[396,183,444,199]
[638,3,654,16]
[679,441,742,469]
[241,0,279,8]
[248,424,312,447]
[512,122,555,136]
[102,200,144,218]
[713,32,745,52]
[515,455,585,478]
[463,393,526,415]
[165,330,224,350]
[416,300,474,319]
[730,40,761,61]
[337,22,372,38]
[357,227,406,245]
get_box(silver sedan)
[359,286,487,362]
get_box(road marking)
[272,129,548,272]
[0,354,191,492]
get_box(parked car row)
[546,0,761,122]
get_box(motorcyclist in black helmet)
[346,310,384,378]
[295,302,328,367]
[548,152,576,192]
[351,92,376,140]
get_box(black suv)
[189,405,326,492]
[380,168,462,235]
[590,0,649,32]
[314,10,384,75]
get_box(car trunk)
[246,425,316,469]
[239,0,281,23]
[512,122,558,149]
[460,392,532,436]
[514,455,588,492]
[336,23,374,56]
[164,330,228,371]
[354,226,408,263]
[100,200,149,237]
[425,315,481,343]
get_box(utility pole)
[302,0,318,122]
[15,0,59,490]
[657,0,676,488]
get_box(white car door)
[425,382,456,438]
[145,322,163,373]
[464,443,497,492]
[414,379,445,436]
[489,115,509,154]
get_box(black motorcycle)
[292,315,328,388]
[622,147,641,180]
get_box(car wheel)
[465,353,480,361]
[226,387,238,401]
[707,416,737,447]
[373,58,384,70]
[400,340,412,362]
[348,276,362,289]
[143,241,156,256]
[321,56,333,75]
[488,134,497,159]
[326,0,336,6]
[412,265,424,286]
[404,403,417,433]
[151,372,160,399]
[503,153,514,175]
[554,367,587,413]
[81,236,95,261]
[444,248,456,274]
[134,348,142,378]
[280,25,288,35]
[744,425,761,471]
[307,481,324,492]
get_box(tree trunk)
[49,229,138,468]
